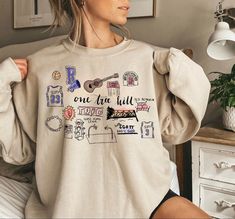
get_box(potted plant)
[209,64,235,131]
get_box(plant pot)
[222,107,235,132]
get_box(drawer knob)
[214,161,235,169]
[215,200,235,208]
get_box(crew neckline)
[62,36,133,56]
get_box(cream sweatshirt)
[0,37,210,218]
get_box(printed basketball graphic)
[52,71,61,80]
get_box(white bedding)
[0,176,32,219]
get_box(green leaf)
[231,99,235,107]
[228,97,235,107]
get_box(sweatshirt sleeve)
[0,57,37,165]
[153,48,210,144]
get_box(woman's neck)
[77,12,123,49]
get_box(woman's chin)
[114,17,128,26]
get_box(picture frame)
[128,0,157,18]
[14,0,54,29]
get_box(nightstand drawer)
[199,147,235,184]
[200,184,235,219]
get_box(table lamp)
[207,0,235,60]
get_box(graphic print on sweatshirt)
[64,124,73,139]
[45,115,63,132]
[74,119,86,141]
[84,73,119,93]
[123,71,139,87]
[107,81,120,96]
[52,71,62,80]
[141,121,154,138]
[46,85,64,107]
[86,124,117,144]
[115,122,138,135]
[45,66,156,143]
[63,106,76,121]
[66,66,81,92]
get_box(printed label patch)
[84,73,119,93]
[141,121,154,138]
[135,97,154,102]
[84,117,101,124]
[45,116,63,132]
[46,85,64,107]
[107,81,120,96]
[63,106,76,121]
[107,107,138,121]
[77,106,104,117]
[115,122,138,135]
[136,101,150,112]
[123,71,139,86]
[86,124,117,144]
[64,124,73,139]
[74,119,85,141]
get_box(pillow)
[0,158,34,184]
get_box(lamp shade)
[207,21,235,60]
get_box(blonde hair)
[49,0,130,43]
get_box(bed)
[0,35,180,218]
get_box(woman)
[1,0,211,218]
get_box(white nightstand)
[191,124,235,219]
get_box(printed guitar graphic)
[84,73,119,93]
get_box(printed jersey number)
[145,128,150,136]
[51,95,61,104]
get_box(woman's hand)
[13,59,28,80]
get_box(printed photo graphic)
[86,125,117,144]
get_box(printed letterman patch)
[115,122,138,135]
[123,71,139,86]
[107,81,120,96]
[66,66,81,92]
[67,80,81,92]
[64,124,73,139]
[63,106,75,121]
[66,66,76,85]
[46,85,64,107]
[86,124,117,144]
[52,71,62,80]
[74,119,85,141]
[107,106,138,121]
[45,116,63,132]
[141,121,154,138]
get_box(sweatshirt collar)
[62,36,133,56]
